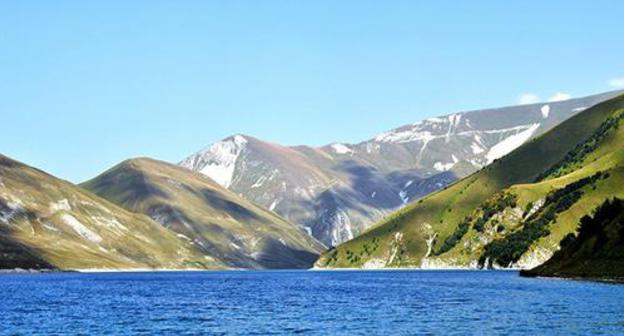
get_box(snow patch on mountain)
[365,142,380,154]
[486,123,540,163]
[251,176,268,189]
[471,142,485,154]
[180,135,247,188]
[328,208,354,247]
[399,190,409,204]
[251,169,279,189]
[373,115,540,148]
[445,114,462,141]
[375,129,436,144]
[330,143,353,155]
[269,199,280,211]
[424,116,447,123]
[433,154,459,172]
[541,105,550,119]
[374,114,464,144]
[434,162,453,172]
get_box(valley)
[180,91,621,247]
[316,92,624,278]
[1,90,623,278]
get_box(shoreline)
[311,265,521,271]
[519,270,624,284]
[0,267,522,274]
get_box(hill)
[181,91,621,246]
[316,93,624,270]
[520,198,624,281]
[82,158,324,269]
[0,155,215,270]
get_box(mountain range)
[315,92,624,272]
[2,89,623,274]
[0,155,213,270]
[82,158,323,269]
[0,156,321,270]
[180,90,622,247]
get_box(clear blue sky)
[1,1,623,182]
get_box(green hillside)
[316,93,624,269]
[521,198,624,281]
[82,158,324,269]
[0,155,216,270]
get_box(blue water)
[0,270,623,335]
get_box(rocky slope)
[82,158,323,269]
[0,154,215,270]
[315,92,624,270]
[520,198,624,281]
[181,91,622,246]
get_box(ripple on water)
[0,271,623,335]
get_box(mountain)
[180,90,622,246]
[0,154,214,270]
[82,158,324,269]
[520,198,624,282]
[315,92,624,270]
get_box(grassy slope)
[317,94,624,268]
[520,198,624,281]
[0,155,216,270]
[82,158,324,269]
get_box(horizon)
[2,1,624,182]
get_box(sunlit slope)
[82,158,324,269]
[181,91,621,247]
[520,198,624,281]
[0,155,216,270]
[316,94,624,269]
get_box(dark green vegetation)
[480,172,609,268]
[536,110,624,181]
[472,193,517,232]
[317,93,624,270]
[433,192,517,256]
[183,91,622,248]
[521,198,624,281]
[434,220,470,256]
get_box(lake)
[0,270,622,335]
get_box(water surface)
[1,270,622,335]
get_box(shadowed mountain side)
[181,91,623,246]
[0,227,55,270]
[521,198,624,281]
[0,154,214,270]
[82,158,324,269]
[296,166,458,245]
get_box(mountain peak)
[83,155,323,269]
[180,90,624,246]
[179,134,250,188]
